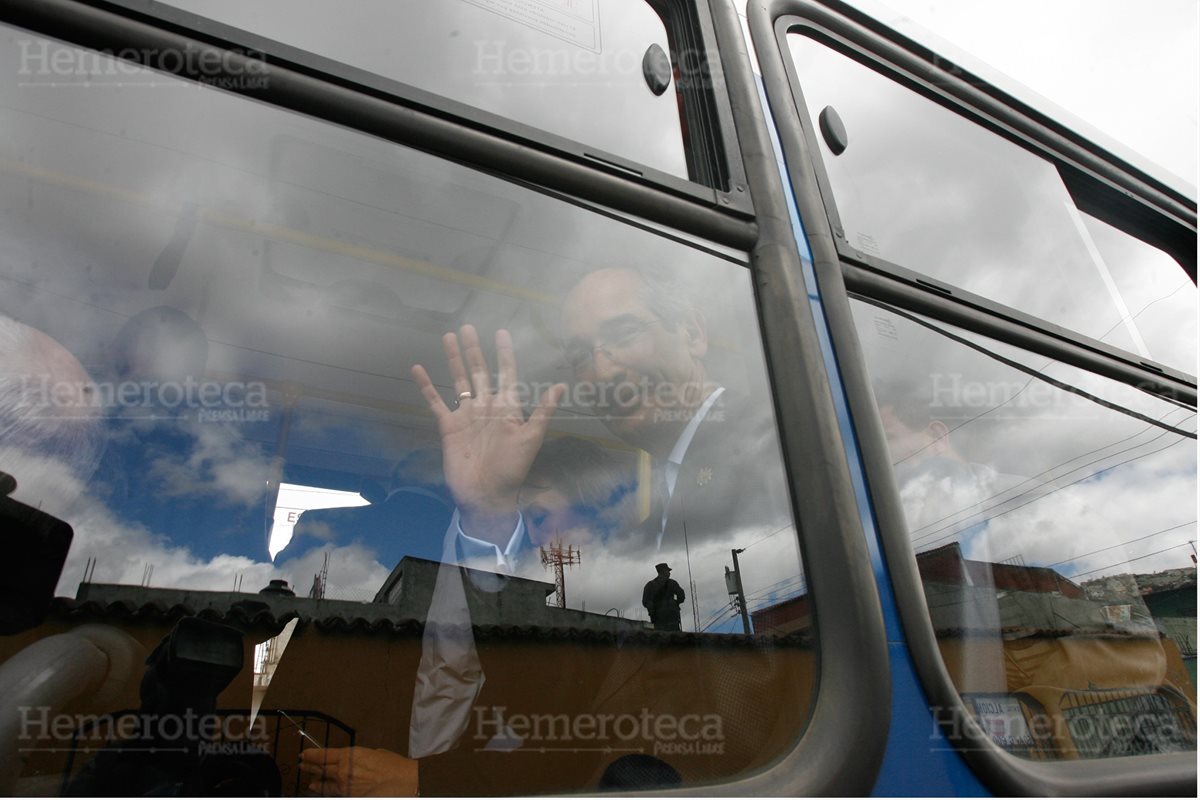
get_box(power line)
[1096,280,1192,346]
[748,588,807,614]
[745,583,805,609]
[906,406,1195,538]
[894,370,1043,467]
[911,436,1188,550]
[697,571,806,635]
[700,606,738,633]
[746,594,801,617]
[739,573,806,604]
[697,578,809,634]
[698,611,726,632]
[892,357,1190,472]
[909,419,1191,546]
[697,596,739,631]
[1067,542,1194,580]
[915,428,1189,548]
[698,602,732,632]
[741,523,796,552]
[859,296,1197,438]
[702,582,806,633]
[1046,520,1196,569]
[743,573,806,603]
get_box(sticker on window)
[970,695,1036,751]
[461,0,601,51]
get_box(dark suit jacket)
[613,390,793,568]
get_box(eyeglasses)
[563,318,662,374]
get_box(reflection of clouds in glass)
[160,0,687,177]
[855,300,1195,472]
[1081,213,1198,374]
[4,453,96,526]
[1,35,751,426]
[274,543,392,602]
[51,471,391,600]
[965,445,1196,580]
[2,29,806,642]
[46,475,273,595]
[788,36,1195,372]
[287,409,408,456]
[528,521,803,629]
[148,422,272,507]
[856,300,1197,589]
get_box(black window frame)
[748,0,1198,795]
[0,0,894,794]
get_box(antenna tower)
[309,551,329,599]
[540,541,581,608]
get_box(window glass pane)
[0,29,808,795]
[854,297,1198,761]
[157,0,690,178]
[788,35,1197,376]
[1078,213,1198,375]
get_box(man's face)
[560,269,706,447]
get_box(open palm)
[411,325,565,544]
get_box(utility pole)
[690,578,700,631]
[730,548,751,634]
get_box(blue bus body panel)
[873,642,989,796]
[757,77,990,795]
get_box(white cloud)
[147,422,273,507]
[868,0,1198,183]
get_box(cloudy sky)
[857,0,1199,186]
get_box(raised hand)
[411,325,565,544]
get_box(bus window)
[156,0,690,179]
[1077,212,1198,375]
[853,297,1197,760]
[0,27,810,796]
[786,34,1198,377]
